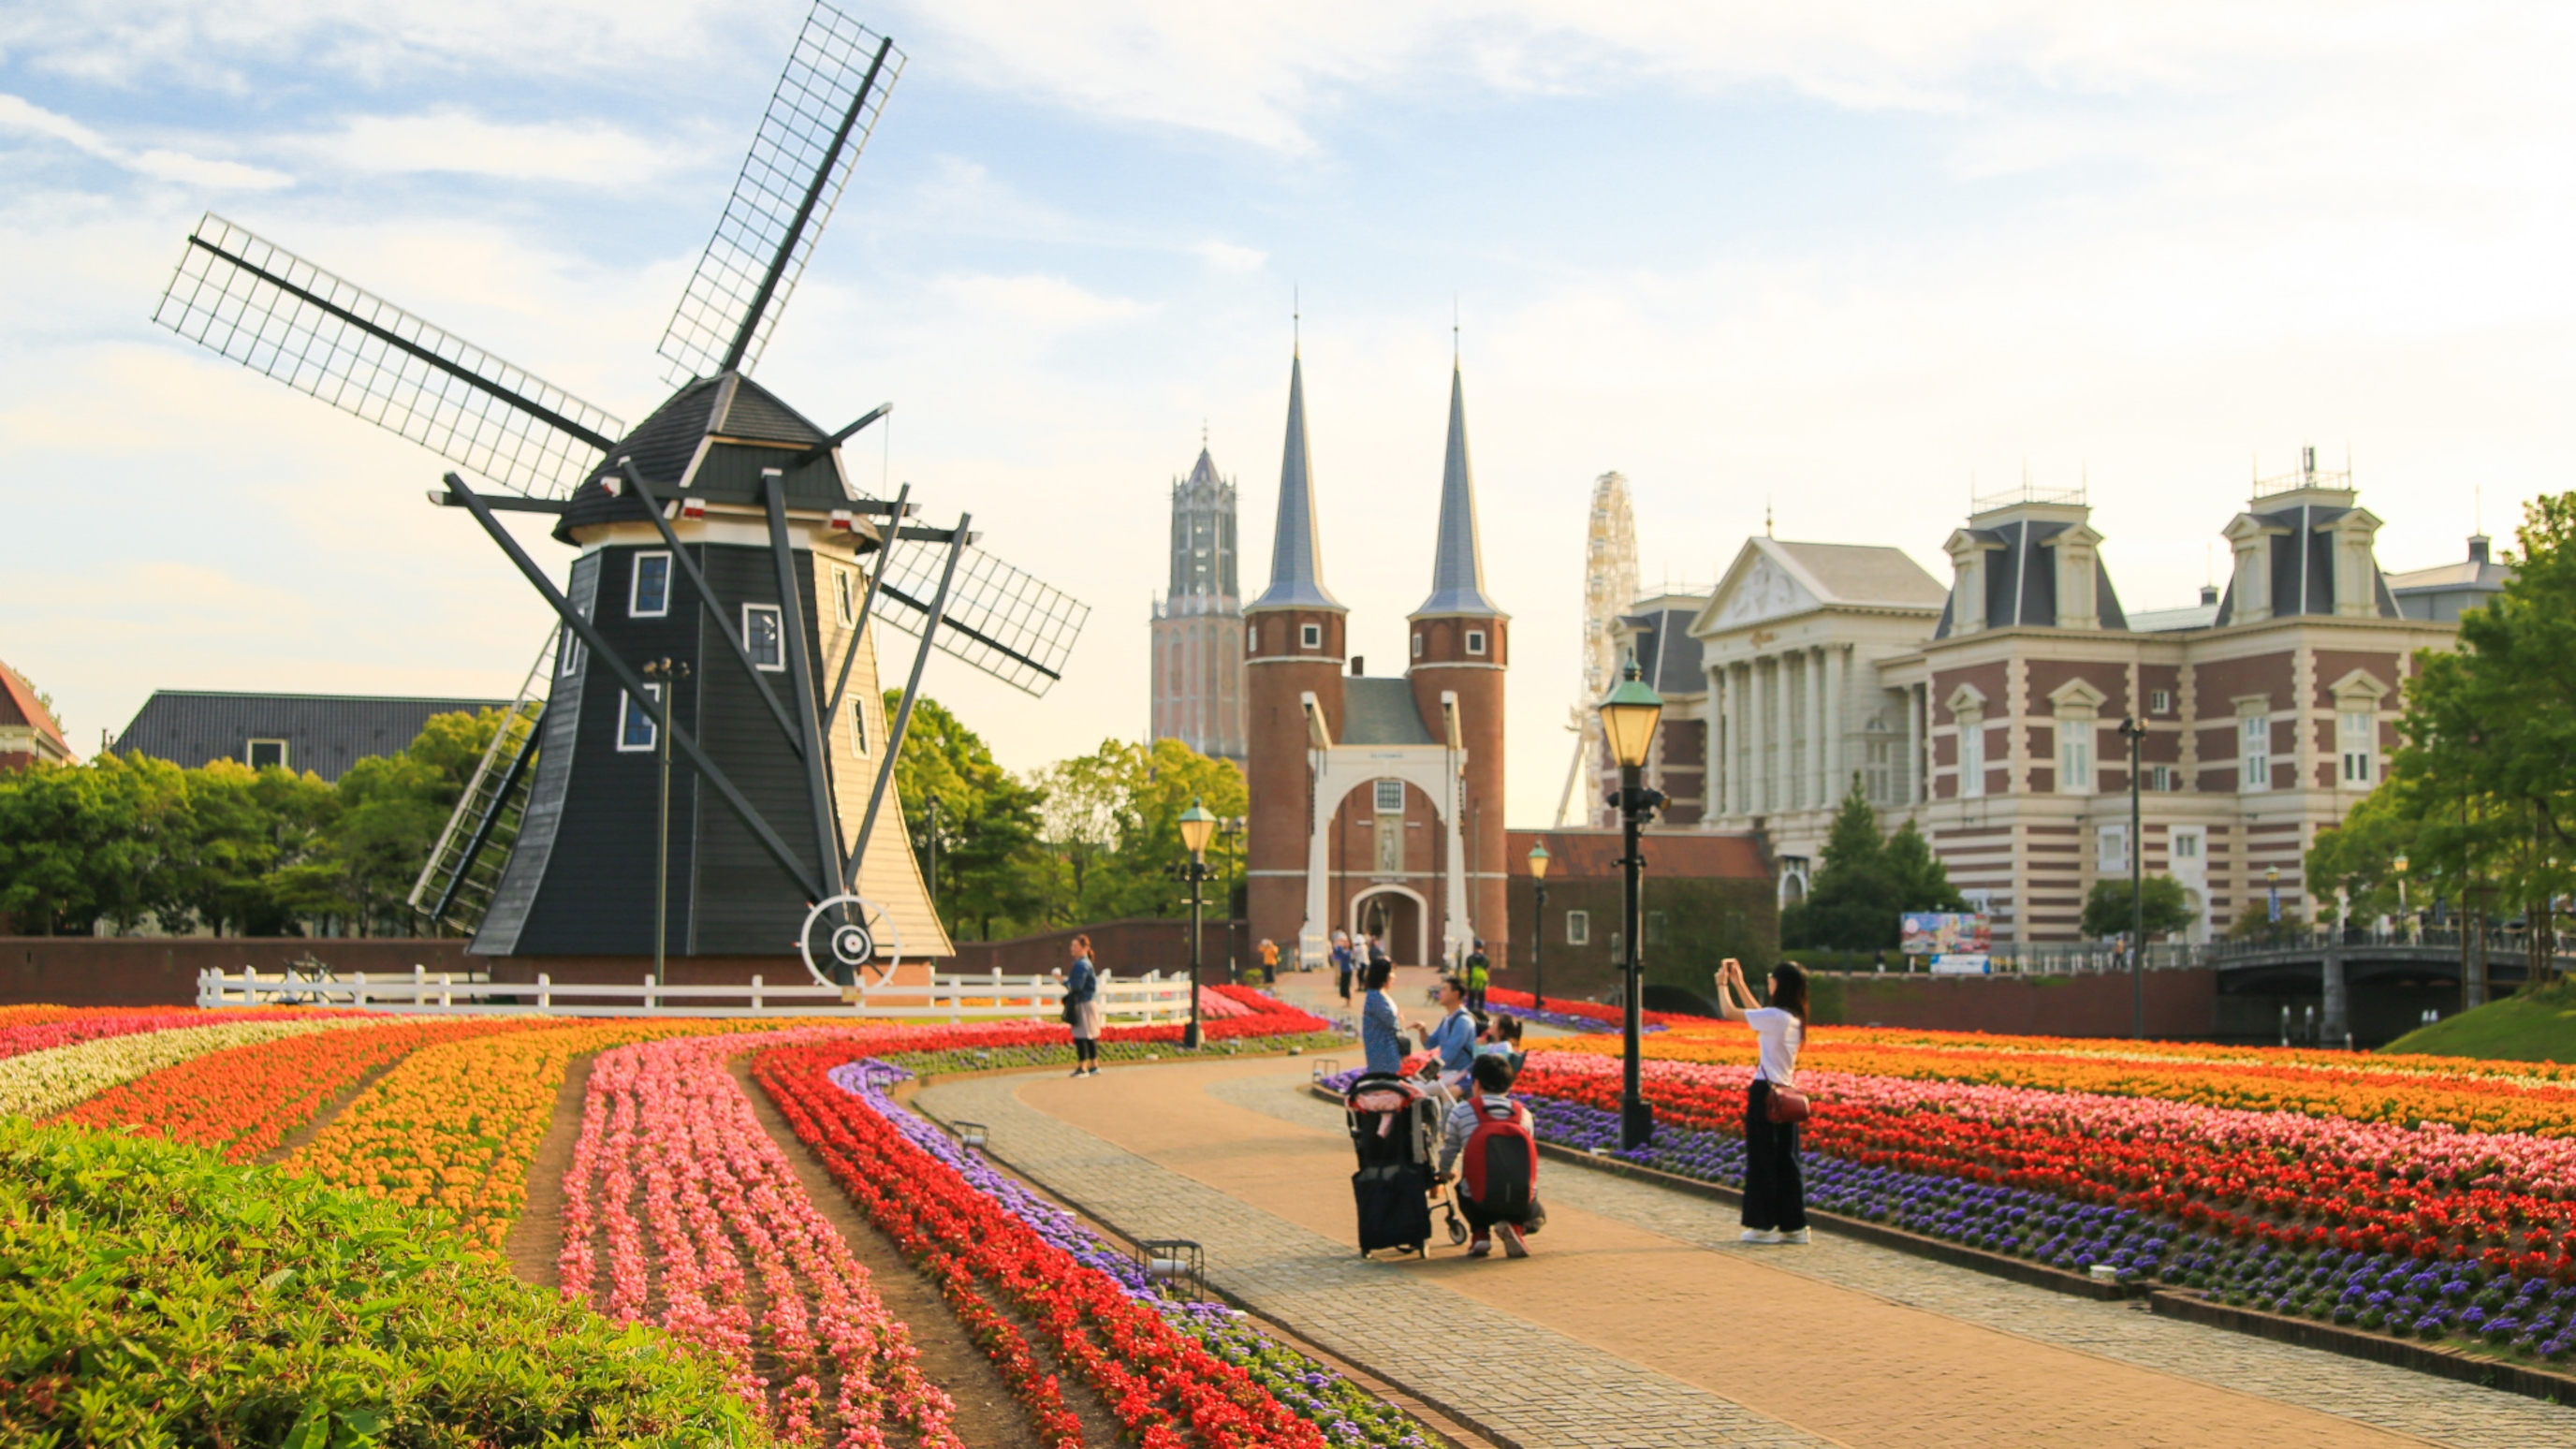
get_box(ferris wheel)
[1555,472,1638,827]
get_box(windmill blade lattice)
[657,3,903,384]
[872,538,1089,696]
[153,214,624,500]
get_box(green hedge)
[0,1120,766,1448]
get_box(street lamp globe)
[1178,798,1217,858]
[1599,658,1664,768]
[1527,842,1551,881]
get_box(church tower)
[1406,359,1509,965]
[1149,445,1246,759]
[1243,350,1344,959]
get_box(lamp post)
[2393,854,2409,939]
[2120,716,2146,1039]
[2267,865,2282,931]
[1218,815,1246,981]
[1600,658,1666,1152]
[642,656,691,988]
[1528,841,1552,1014]
[1178,798,1218,1050]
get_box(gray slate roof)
[1250,353,1342,611]
[112,691,506,783]
[1412,362,1502,619]
[1620,601,1708,695]
[1339,677,1435,745]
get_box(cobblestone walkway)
[921,1059,2576,1449]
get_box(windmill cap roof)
[554,372,855,543]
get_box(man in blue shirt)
[1415,975,1477,1085]
[1360,959,1406,1074]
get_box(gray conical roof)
[1250,353,1342,611]
[1412,360,1503,618]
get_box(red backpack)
[1459,1095,1537,1218]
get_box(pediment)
[1702,545,1820,632]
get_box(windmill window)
[744,605,785,671]
[559,618,586,679]
[246,739,287,770]
[834,567,856,626]
[1466,630,1487,655]
[630,552,672,618]
[618,685,660,753]
[1300,623,1321,650]
[851,697,870,757]
[1565,910,1590,946]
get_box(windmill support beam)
[847,518,966,893]
[762,469,854,910]
[793,402,892,466]
[446,473,830,901]
[825,481,909,728]
[617,459,806,759]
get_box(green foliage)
[2316,491,2576,972]
[0,1118,765,1446]
[1781,776,1968,950]
[1032,737,1247,924]
[885,694,1050,941]
[2078,873,2196,940]
[0,710,502,937]
[2378,978,2576,1063]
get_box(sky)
[2,1,2569,827]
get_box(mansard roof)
[1930,517,2130,638]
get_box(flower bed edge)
[2148,1290,2576,1407]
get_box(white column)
[1822,645,1843,803]
[1723,666,1741,817]
[1907,681,1925,804]
[1443,756,1470,964]
[1771,653,1789,813]
[1302,753,1333,961]
[1748,657,1768,815]
[1808,646,1828,808]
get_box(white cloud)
[1195,241,1266,273]
[0,92,290,189]
[287,109,680,185]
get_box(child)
[1473,1014,1525,1075]
[1437,1053,1543,1258]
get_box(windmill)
[150,3,1089,989]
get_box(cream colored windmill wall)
[814,547,955,961]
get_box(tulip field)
[0,989,1435,1448]
[1499,1018,2576,1363]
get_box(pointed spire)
[1250,351,1341,612]
[1412,359,1503,619]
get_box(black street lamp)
[2120,715,2146,1039]
[1178,798,1218,1050]
[1528,841,1552,1013]
[1600,658,1666,1152]
[1217,815,1246,982]
[641,656,691,988]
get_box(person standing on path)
[1360,959,1407,1075]
[1258,937,1281,979]
[1057,935,1104,1077]
[1716,957,1808,1244]
[1332,929,1355,1003]
[1463,940,1491,1014]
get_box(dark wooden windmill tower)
[150,4,1087,987]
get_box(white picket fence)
[195,964,1196,1023]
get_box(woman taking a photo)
[1058,935,1104,1077]
[1715,957,1808,1244]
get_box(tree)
[1031,737,1247,924]
[886,695,1050,941]
[2080,874,2195,941]
[0,754,189,934]
[1781,775,1968,950]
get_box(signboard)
[1930,953,1991,975]
[1901,912,1992,958]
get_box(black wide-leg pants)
[1742,1079,1808,1232]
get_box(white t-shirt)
[1745,1006,1802,1087]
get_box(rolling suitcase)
[1354,1162,1433,1254]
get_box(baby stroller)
[1342,1071,1469,1256]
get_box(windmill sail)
[154,214,624,500]
[871,536,1089,696]
[657,3,903,384]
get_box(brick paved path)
[920,1058,2576,1449]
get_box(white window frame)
[559,621,585,679]
[1958,716,1986,798]
[2241,712,2272,793]
[1466,629,1487,656]
[1412,632,1425,659]
[851,696,871,758]
[2340,710,2376,787]
[246,739,288,769]
[2056,718,2096,796]
[629,551,672,619]
[2098,823,2129,876]
[1248,623,1259,652]
[2172,828,2203,861]
[618,684,661,753]
[2150,688,2173,715]
[833,566,856,627]
[1373,779,1405,812]
[1300,622,1322,650]
[743,604,785,672]
[1565,910,1591,946]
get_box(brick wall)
[0,937,483,1007]
[1813,967,2219,1038]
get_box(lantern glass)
[1527,842,1551,881]
[1178,797,1218,857]
[1598,660,1664,768]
